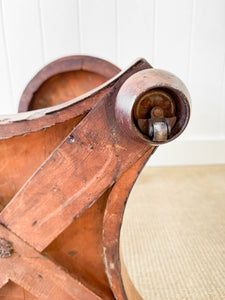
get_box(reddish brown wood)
[103,150,153,300]
[0,55,190,299]
[19,55,120,112]
[0,224,102,300]
[0,90,152,251]
[0,281,35,300]
[0,117,83,208]
[45,189,114,300]
[0,58,145,139]
[115,69,191,144]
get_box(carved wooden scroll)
[0,56,190,299]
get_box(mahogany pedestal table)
[0,56,191,300]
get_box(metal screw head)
[68,135,75,144]
[0,238,14,258]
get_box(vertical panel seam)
[76,0,81,53]
[38,0,46,64]
[187,0,195,87]
[152,0,156,65]
[0,0,15,112]
[77,0,82,53]
[220,53,225,138]
[115,0,119,65]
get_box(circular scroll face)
[133,90,176,120]
[115,68,191,146]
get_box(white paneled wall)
[117,0,154,66]
[79,0,117,62]
[0,0,224,165]
[40,0,80,62]
[1,0,44,111]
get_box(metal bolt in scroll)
[134,90,176,142]
[115,68,191,146]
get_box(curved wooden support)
[103,149,153,300]
[0,69,152,251]
[0,55,190,299]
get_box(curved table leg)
[103,149,152,299]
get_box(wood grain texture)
[19,56,120,112]
[0,57,156,299]
[0,88,152,251]
[0,116,82,209]
[0,58,145,139]
[0,0,225,166]
[0,54,191,299]
[45,189,114,300]
[0,225,101,300]
[0,281,36,299]
[28,71,108,110]
[103,150,153,300]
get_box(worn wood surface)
[0,117,83,209]
[0,58,152,252]
[0,58,148,139]
[45,189,114,300]
[19,56,120,112]
[103,150,153,299]
[0,93,152,251]
[0,57,154,299]
[0,281,36,299]
[0,55,190,299]
[0,225,102,300]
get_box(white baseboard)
[147,139,225,166]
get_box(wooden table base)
[0,56,190,299]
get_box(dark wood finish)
[0,56,190,299]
